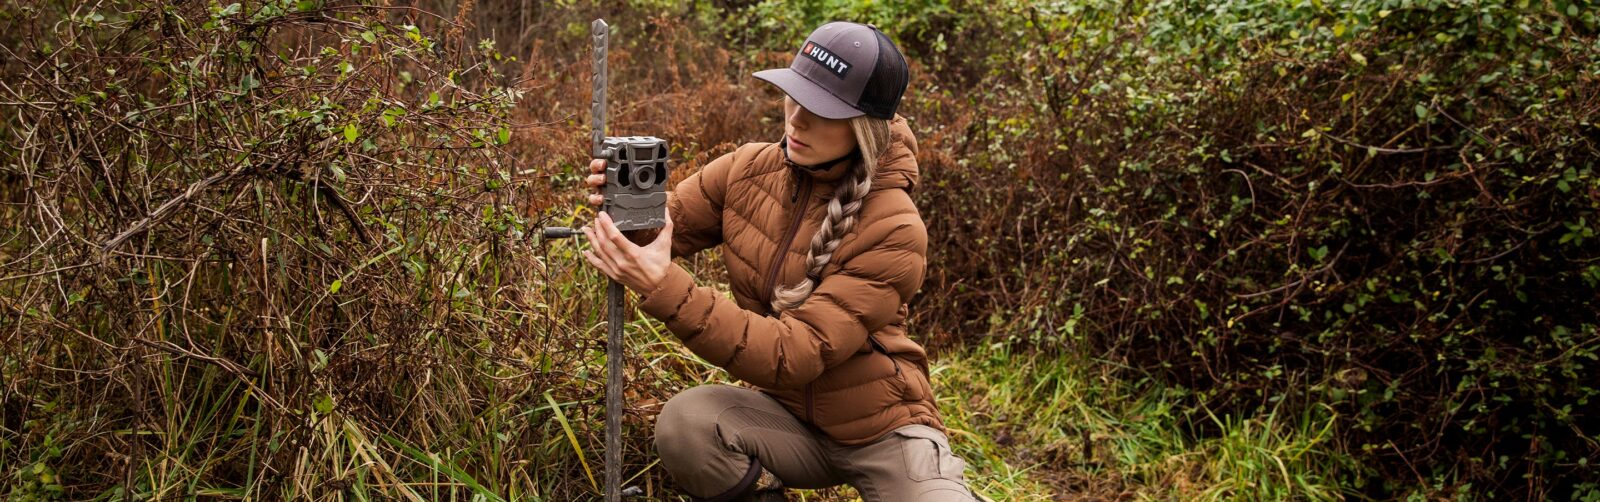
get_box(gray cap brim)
[753,68,864,120]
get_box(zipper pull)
[791,174,801,204]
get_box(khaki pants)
[655,385,976,501]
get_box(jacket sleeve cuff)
[638,262,695,321]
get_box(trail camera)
[599,136,669,231]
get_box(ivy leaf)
[380,107,403,127]
[343,123,358,143]
[238,72,259,93]
[1308,245,1330,262]
[496,127,511,145]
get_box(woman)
[579,21,974,501]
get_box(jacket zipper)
[805,382,815,423]
[769,169,816,422]
[764,171,814,314]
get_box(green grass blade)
[379,433,505,502]
[543,391,599,493]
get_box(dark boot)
[741,466,786,501]
[747,490,786,501]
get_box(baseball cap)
[754,22,909,120]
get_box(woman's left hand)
[582,209,674,294]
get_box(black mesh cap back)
[855,29,908,120]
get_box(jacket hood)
[791,115,919,192]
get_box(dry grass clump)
[900,2,1600,496]
[23,0,1584,499]
[0,0,807,498]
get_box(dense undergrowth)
[737,0,1600,496]
[871,1,1600,497]
[2,0,1597,500]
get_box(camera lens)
[630,162,656,189]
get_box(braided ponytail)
[770,116,894,313]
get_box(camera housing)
[601,136,669,231]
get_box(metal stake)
[590,18,626,502]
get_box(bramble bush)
[0,1,573,498]
[718,0,1600,496]
[0,1,792,498]
[4,0,1597,498]
[802,0,1598,497]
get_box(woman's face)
[783,96,856,165]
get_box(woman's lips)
[788,136,809,149]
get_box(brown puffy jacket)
[638,115,941,445]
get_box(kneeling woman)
[579,21,974,501]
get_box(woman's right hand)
[583,158,606,207]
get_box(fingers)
[582,248,614,276]
[586,213,633,264]
[652,206,672,239]
[582,225,622,274]
[585,160,605,207]
[649,207,673,249]
[599,213,637,254]
[581,213,618,276]
[585,173,605,207]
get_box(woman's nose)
[787,105,809,130]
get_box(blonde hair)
[771,115,893,313]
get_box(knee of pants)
[654,385,739,471]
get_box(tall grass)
[933,342,1356,500]
[0,0,1457,499]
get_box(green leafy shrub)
[0,1,552,497]
[0,1,787,498]
[704,0,1599,494]
[5,0,1596,497]
[882,0,1600,497]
